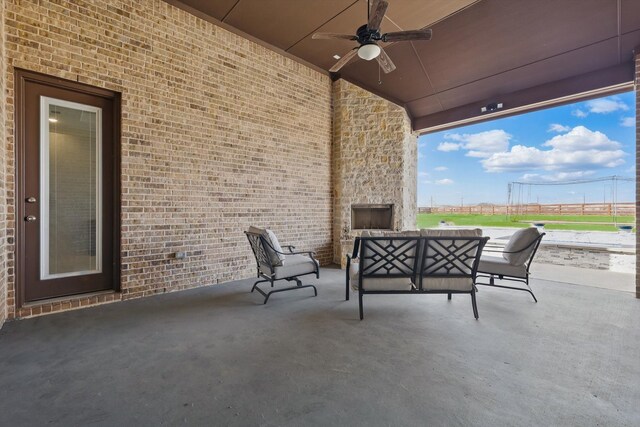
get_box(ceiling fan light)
[357,43,381,61]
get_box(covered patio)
[1,268,639,425]
[0,0,640,425]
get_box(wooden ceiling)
[169,0,640,131]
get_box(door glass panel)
[40,97,102,279]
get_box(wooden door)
[16,70,120,304]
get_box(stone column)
[636,50,639,299]
[332,79,417,266]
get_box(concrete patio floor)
[1,267,639,426]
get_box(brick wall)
[0,0,6,328]
[332,79,417,265]
[3,0,333,319]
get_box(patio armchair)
[245,226,319,304]
[475,228,545,302]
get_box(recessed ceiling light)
[333,54,341,60]
[48,118,58,123]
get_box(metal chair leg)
[359,292,364,320]
[471,290,479,319]
[252,277,317,304]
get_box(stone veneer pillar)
[332,79,417,266]
[636,50,639,299]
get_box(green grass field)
[416,213,635,232]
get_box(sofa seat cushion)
[478,255,528,278]
[262,254,317,279]
[349,261,413,291]
[422,277,473,291]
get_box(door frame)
[15,69,121,308]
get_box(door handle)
[26,197,37,203]
[25,215,37,222]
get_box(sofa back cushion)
[503,227,540,266]
[420,229,484,283]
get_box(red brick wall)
[2,0,333,319]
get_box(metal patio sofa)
[346,229,489,319]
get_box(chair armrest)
[282,245,296,253]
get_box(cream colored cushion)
[349,261,412,291]
[262,254,317,279]
[478,255,528,278]
[422,277,473,291]
[265,229,285,260]
[503,228,540,266]
[247,226,283,267]
[420,228,483,237]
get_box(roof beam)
[413,63,635,133]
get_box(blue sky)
[417,92,636,206]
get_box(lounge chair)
[245,226,319,304]
[476,227,545,302]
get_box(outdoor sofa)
[346,229,489,319]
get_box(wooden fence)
[420,202,635,216]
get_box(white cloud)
[586,97,629,114]
[418,171,430,177]
[572,109,587,118]
[542,126,620,151]
[436,178,454,185]
[481,126,625,173]
[436,142,461,152]
[434,166,448,171]
[620,117,635,128]
[440,129,512,158]
[548,123,570,133]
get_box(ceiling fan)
[312,0,433,74]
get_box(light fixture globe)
[357,43,381,61]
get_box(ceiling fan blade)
[382,29,432,43]
[376,47,396,74]
[329,48,359,73]
[367,0,388,31]
[312,33,357,40]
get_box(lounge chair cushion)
[262,254,317,280]
[265,229,285,257]
[349,261,413,291]
[478,255,528,278]
[248,226,284,266]
[503,228,540,266]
